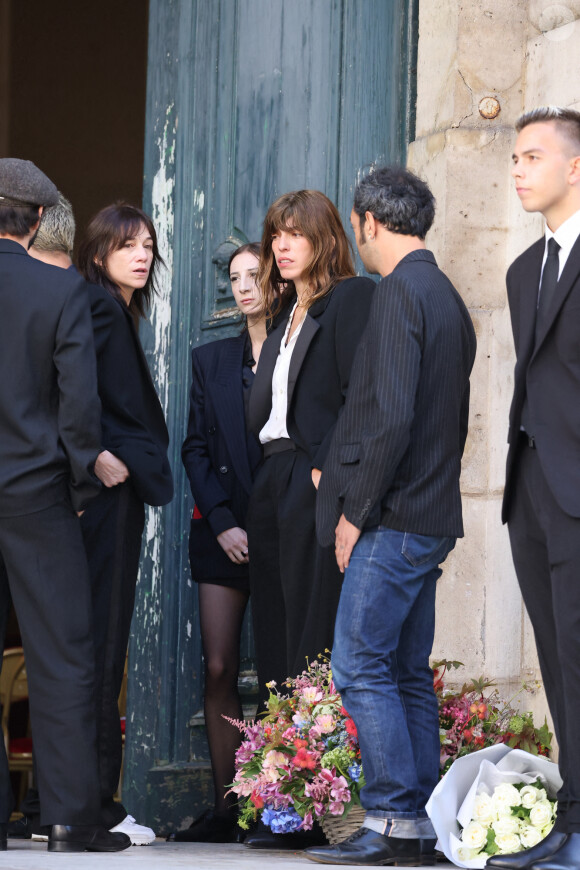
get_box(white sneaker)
[109,814,156,845]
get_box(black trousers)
[0,502,100,825]
[247,448,343,708]
[508,440,580,833]
[80,481,145,828]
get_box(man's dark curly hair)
[353,165,435,240]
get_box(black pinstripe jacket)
[316,249,476,546]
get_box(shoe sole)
[48,843,131,852]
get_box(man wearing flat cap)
[0,159,130,853]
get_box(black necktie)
[521,237,561,436]
[535,237,560,338]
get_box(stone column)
[408,0,580,725]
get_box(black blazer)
[182,334,262,581]
[317,250,477,545]
[87,281,173,507]
[248,276,376,469]
[0,240,101,515]
[503,235,580,521]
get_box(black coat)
[182,334,261,582]
[248,276,376,469]
[316,250,476,545]
[503,235,580,521]
[87,282,173,507]
[0,240,101,515]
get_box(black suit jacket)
[87,282,173,507]
[182,334,261,581]
[0,240,101,515]
[317,250,477,545]
[503,234,580,521]
[248,276,376,469]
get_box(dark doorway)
[1,0,148,245]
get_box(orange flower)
[293,748,317,769]
[251,790,264,808]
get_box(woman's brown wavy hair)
[257,190,355,317]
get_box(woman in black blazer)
[77,204,173,845]
[246,190,375,712]
[175,243,266,843]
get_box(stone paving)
[1,839,456,869]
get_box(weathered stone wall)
[410,0,580,725]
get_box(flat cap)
[0,158,59,208]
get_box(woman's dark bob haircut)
[78,202,163,319]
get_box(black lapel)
[121,302,159,394]
[517,240,544,367]
[210,336,254,494]
[533,234,580,356]
[248,314,288,433]
[286,314,320,410]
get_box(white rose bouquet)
[426,745,562,869]
[457,779,556,863]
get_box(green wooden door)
[125,0,417,832]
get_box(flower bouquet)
[426,745,562,868]
[435,660,552,775]
[228,658,364,833]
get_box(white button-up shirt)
[259,302,305,444]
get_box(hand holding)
[217,527,249,564]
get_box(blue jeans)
[331,527,455,836]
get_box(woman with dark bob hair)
[77,203,173,844]
[246,189,375,798]
[170,242,266,843]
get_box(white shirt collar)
[546,208,580,257]
[543,209,580,278]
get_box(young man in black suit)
[0,159,129,852]
[487,108,580,870]
[308,167,476,866]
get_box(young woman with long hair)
[244,192,375,848]
[172,243,266,842]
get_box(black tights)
[198,582,249,816]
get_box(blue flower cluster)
[324,720,348,750]
[347,762,362,782]
[262,805,303,834]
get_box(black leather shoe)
[304,825,421,865]
[167,809,239,843]
[7,814,50,841]
[7,816,32,839]
[486,829,568,869]
[0,823,7,851]
[530,832,580,870]
[244,819,327,850]
[421,837,437,865]
[48,824,131,852]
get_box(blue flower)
[262,805,303,834]
[347,763,362,782]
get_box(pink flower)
[329,801,345,815]
[302,812,314,830]
[315,714,335,733]
[330,775,350,803]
